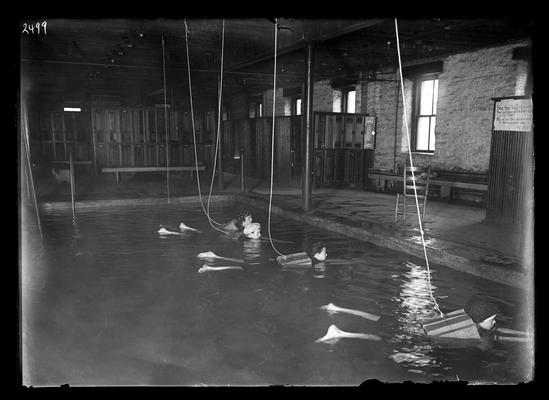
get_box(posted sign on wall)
[494,98,533,132]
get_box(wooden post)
[303,43,314,211]
[69,151,76,219]
[240,146,245,193]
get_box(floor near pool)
[33,170,532,290]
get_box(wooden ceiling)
[20,18,532,107]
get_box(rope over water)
[267,19,284,257]
[394,18,444,318]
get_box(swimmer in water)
[423,296,531,343]
[277,242,328,266]
[222,211,253,232]
[242,222,261,239]
[307,242,328,263]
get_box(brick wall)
[366,40,531,174]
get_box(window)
[249,97,263,118]
[333,87,356,113]
[256,102,263,118]
[333,90,342,113]
[293,96,302,116]
[222,108,230,121]
[344,89,356,113]
[413,75,438,152]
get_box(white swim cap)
[243,222,261,238]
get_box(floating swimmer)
[222,210,253,232]
[158,222,200,235]
[277,242,327,267]
[320,302,380,322]
[423,296,531,342]
[315,324,382,344]
[198,264,243,273]
[196,251,245,263]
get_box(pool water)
[21,204,533,385]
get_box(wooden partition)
[36,106,216,172]
[38,109,92,163]
[313,112,376,187]
[220,116,302,183]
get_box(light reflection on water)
[22,204,533,385]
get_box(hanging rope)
[394,18,443,318]
[267,20,284,257]
[21,101,43,239]
[205,19,230,234]
[183,19,224,228]
[161,36,170,203]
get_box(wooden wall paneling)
[248,119,257,177]
[226,121,236,173]
[92,109,107,170]
[241,120,251,174]
[52,112,63,160]
[181,112,191,165]
[132,110,142,167]
[106,110,119,167]
[276,117,292,182]
[262,118,271,180]
[178,111,184,166]
[353,115,359,149]
[257,118,266,179]
[157,110,167,167]
[291,116,302,181]
[40,112,52,161]
[61,112,69,160]
[313,149,322,185]
[50,114,56,160]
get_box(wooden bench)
[368,172,488,200]
[101,165,206,183]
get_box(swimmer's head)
[478,314,497,331]
[464,297,499,331]
[243,222,261,239]
[308,242,327,262]
[235,211,252,228]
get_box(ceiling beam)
[226,19,387,72]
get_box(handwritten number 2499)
[22,21,47,35]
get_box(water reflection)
[391,261,439,371]
[312,262,326,279]
[243,238,262,264]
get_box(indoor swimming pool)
[20,203,533,385]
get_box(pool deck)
[30,171,533,290]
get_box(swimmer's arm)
[223,220,238,232]
[493,327,531,342]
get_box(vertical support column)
[302,43,314,211]
[69,151,76,219]
[240,146,245,193]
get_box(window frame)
[292,96,302,116]
[412,73,439,153]
[342,87,356,114]
[249,96,263,118]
